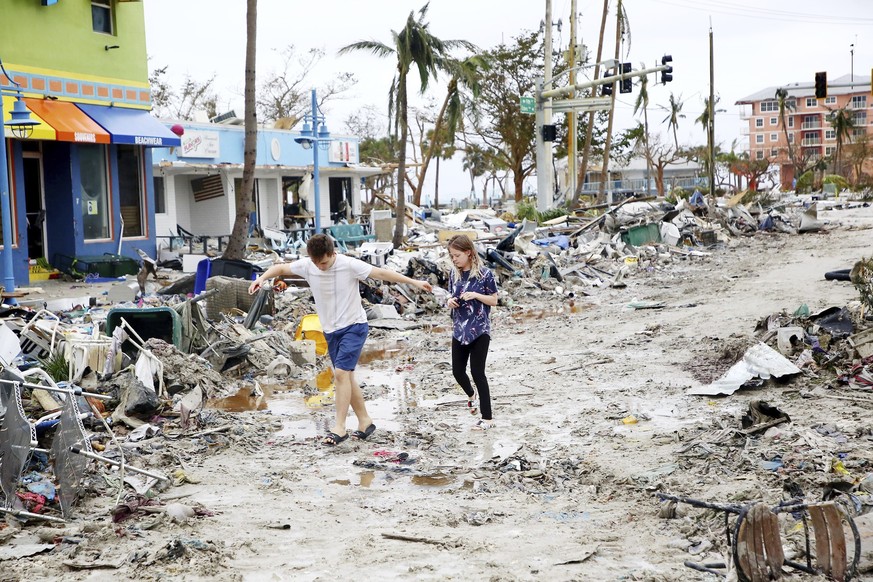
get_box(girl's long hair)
[447,234,485,282]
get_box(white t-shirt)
[289,254,374,333]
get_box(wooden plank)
[748,504,769,582]
[822,503,847,581]
[761,506,785,579]
[736,509,755,579]
[808,505,832,574]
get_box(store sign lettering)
[135,136,163,145]
[75,132,96,142]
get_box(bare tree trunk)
[224,0,257,260]
[598,0,621,204]
[412,84,453,206]
[573,0,609,206]
[434,156,440,209]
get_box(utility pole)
[536,0,554,212]
[708,23,715,200]
[567,0,578,204]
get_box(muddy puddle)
[329,470,468,490]
[208,340,416,438]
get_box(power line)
[647,0,873,25]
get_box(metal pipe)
[0,378,111,400]
[70,446,168,480]
[0,507,66,523]
[0,96,16,301]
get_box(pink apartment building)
[736,74,872,187]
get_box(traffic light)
[601,83,613,96]
[542,124,557,142]
[660,55,673,83]
[620,62,632,94]
[815,71,827,99]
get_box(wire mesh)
[0,382,34,509]
[50,395,92,519]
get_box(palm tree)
[632,61,651,193]
[462,143,489,200]
[223,0,257,260]
[775,87,796,182]
[339,4,475,247]
[412,54,487,207]
[694,95,723,188]
[828,106,855,176]
[598,0,630,202]
[573,0,609,207]
[661,93,685,149]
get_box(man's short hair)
[307,234,335,260]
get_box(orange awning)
[24,98,109,144]
[2,96,55,140]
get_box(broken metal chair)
[658,493,860,581]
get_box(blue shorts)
[324,322,369,371]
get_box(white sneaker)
[472,419,493,431]
[467,398,479,416]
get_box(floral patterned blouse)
[450,267,498,345]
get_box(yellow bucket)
[295,314,328,356]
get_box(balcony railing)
[801,122,821,129]
[801,138,821,146]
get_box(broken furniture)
[658,493,860,581]
[326,223,375,253]
[193,257,261,295]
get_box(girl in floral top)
[446,235,498,430]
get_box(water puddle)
[330,471,375,488]
[410,474,456,487]
[208,339,415,436]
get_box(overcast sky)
[144,0,873,199]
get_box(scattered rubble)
[2,191,873,578]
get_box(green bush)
[795,171,814,193]
[513,199,567,223]
[823,174,849,192]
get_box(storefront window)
[117,145,144,237]
[79,144,110,240]
[154,176,165,214]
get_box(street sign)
[551,96,612,112]
[520,96,536,114]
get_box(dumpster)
[106,307,182,350]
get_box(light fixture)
[6,96,38,139]
[104,45,120,51]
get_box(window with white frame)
[770,148,778,157]
[91,1,113,34]
[788,117,794,128]
[770,117,777,125]
[788,133,794,143]
[756,150,764,160]
[770,133,778,142]
[852,95,867,109]
[826,129,836,140]
[806,97,817,108]
[825,146,836,156]
[756,134,764,144]
[760,101,778,112]
[853,112,867,126]
[755,118,764,128]
[825,96,836,105]
[853,127,866,139]
[79,144,110,240]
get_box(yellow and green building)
[1,0,179,283]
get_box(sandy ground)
[4,204,873,581]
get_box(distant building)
[736,74,873,187]
[150,120,384,243]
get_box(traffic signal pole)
[536,0,554,213]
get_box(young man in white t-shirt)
[249,234,433,445]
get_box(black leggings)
[452,334,492,420]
